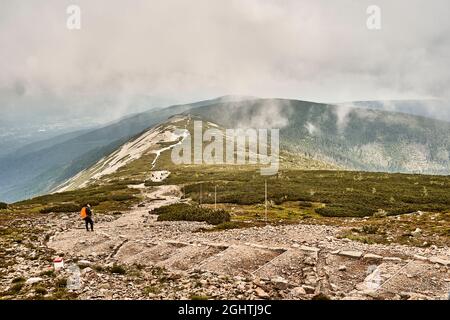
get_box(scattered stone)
[338,265,347,271]
[271,277,290,290]
[429,257,450,266]
[78,260,92,267]
[411,228,422,237]
[383,257,402,262]
[302,285,315,294]
[255,287,269,299]
[373,209,387,218]
[300,245,320,253]
[81,267,94,275]
[363,253,383,260]
[413,254,428,261]
[291,286,306,297]
[339,251,363,259]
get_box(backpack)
[80,207,87,219]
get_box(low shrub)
[34,286,48,295]
[8,282,24,294]
[110,264,126,275]
[55,278,67,288]
[110,194,136,202]
[154,204,230,225]
[298,201,313,208]
[12,277,25,284]
[40,203,81,214]
[0,202,8,210]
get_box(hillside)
[3,96,450,202]
[0,96,252,202]
[187,99,450,174]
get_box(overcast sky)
[0,0,449,123]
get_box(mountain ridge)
[3,97,450,202]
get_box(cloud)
[0,0,449,123]
[305,122,319,135]
[333,105,353,132]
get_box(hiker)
[80,204,94,232]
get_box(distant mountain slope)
[345,100,450,122]
[53,117,189,192]
[186,98,450,174]
[0,96,255,202]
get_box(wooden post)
[214,185,217,210]
[200,183,203,206]
[265,179,268,222]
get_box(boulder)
[338,265,347,271]
[255,287,269,299]
[291,286,306,297]
[25,277,43,285]
[271,277,290,290]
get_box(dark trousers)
[84,217,94,231]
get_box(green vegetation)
[40,203,81,214]
[34,286,48,295]
[55,278,67,288]
[39,270,55,277]
[144,285,162,295]
[211,221,242,231]
[0,202,7,210]
[110,264,127,275]
[13,182,141,214]
[151,157,450,217]
[0,281,24,296]
[12,277,25,283]
[153,203,230,225]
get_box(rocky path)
[46,185,450,300]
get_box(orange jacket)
[80,207,87,219]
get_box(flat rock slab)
[325,253,382,294]
[375,260,449,299]
[114,241,155,264]
[199,245,283,276]
[157,244,227,271]
[118,242,186,266]
[429,257,450,266]
[363,253,383,260]
[253,249,315,285]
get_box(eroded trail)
[48,185,450,300]
[49,185,183,256]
